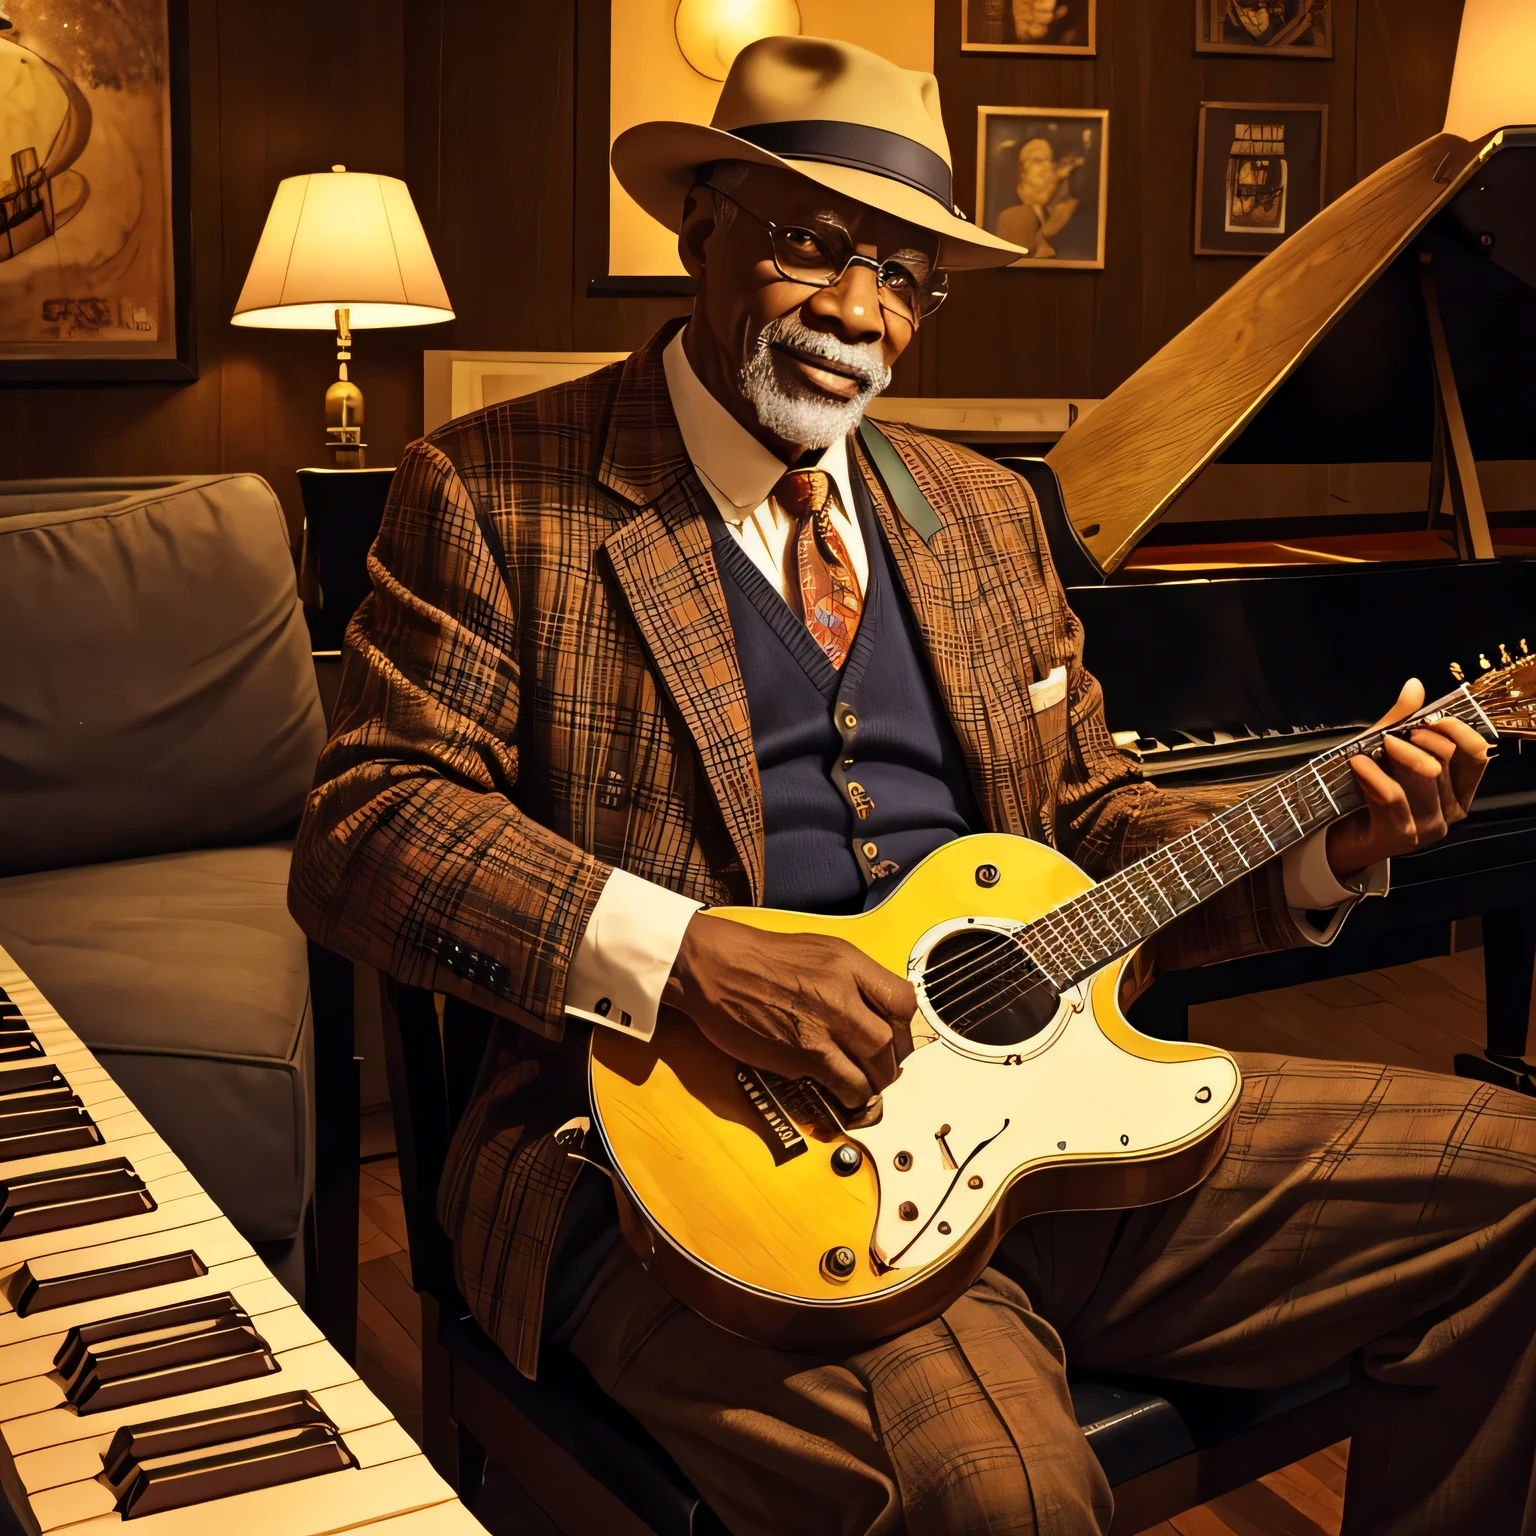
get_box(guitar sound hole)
[921,929,1060,1046]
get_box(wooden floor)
[351,945,1496,1536]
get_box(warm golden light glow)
[1444,0,1536,140]
[231,167,453,329]
[673,0,802,81]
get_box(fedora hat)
[612,36,1027,270]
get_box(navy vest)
[712,465,980,916]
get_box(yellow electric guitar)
[589,647,1536,1349]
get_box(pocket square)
[1028,664,1067,712]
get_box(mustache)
[754,316,890,391]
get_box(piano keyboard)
[0,946,486,1535]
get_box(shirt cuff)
[564,868,703,1042]
[1282,830,1390,947]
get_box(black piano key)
[0,1086,80,1114]
[0,1159,154,1240]
[0,1103,90,1137]
[9,1249,207,1317]
[0,1037,45,1064]
[0,1004,25,1027]
[0,1108,102,1163]
[102,1391,355,1518]
[0,1064,68,1099]
[58,1294,276,1413]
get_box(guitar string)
[945,691,1492,1036]
[921,691,1491,1038]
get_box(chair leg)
[306,941,360,1361]
[421,1293,462,1487]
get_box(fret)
[1099,882,1144,944]
[1214,817,1250,868]
[1311,764,1340,817]
[1034,681,1493,991]
[1191,834,1221,882]
[1244,802,1275,850]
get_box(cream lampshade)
[1443,0,1536,141]
[232,166,453,466]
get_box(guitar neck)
[1022,685,1499,989]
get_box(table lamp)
[231,167,453,467]
[1443,0,1536,140]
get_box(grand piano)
[1005,125,1536,1091]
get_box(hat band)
[726,120,953,210]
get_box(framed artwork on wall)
[1196,0,1332,58]
[975,106,1109,269]
[0,0,194,382]
[962,0,1096,55]
[1195,102,1327,256]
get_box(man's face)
[1016,141,1058,205]
[679,163,939,455]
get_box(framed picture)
[963,0,1096,55]
[0,0,194,382]
[1195,102,1327,256]
[975,107,1109,270]
[1196,0,1332,57]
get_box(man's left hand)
[1326,678,1491,881]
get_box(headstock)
[1458,639,1536,739]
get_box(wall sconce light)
[674,0,802,82]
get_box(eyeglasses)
[701,185,949,327]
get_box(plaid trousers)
[559,1055,1536,1536]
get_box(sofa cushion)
[0,844,313,1243]
[0,474,326,877]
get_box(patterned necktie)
[772,468,863,670]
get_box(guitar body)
[588,833,1242,1350]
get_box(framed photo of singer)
[1194,102,1327,257]
[962,0,1096,54]
[975,107,1109,269]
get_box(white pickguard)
[851,990,1240,1269]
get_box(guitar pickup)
[56,1292,277,1413]
[0,1159,155,1240]
[102,1390,356,1519]
[10,1250,208,1318]
[0,1102,101,1162]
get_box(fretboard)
[1019,686,1497,989]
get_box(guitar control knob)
[831,1144,862,1176]
[821,1246,858,1281]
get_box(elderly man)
[290,35,1536,1536]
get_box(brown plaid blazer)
[288,319,1306,1373]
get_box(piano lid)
[1047,128,1528,575]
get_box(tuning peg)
[1450,661,1466,681]
[1501,643,1513,666]
[1480,653,1492,670]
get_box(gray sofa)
[0,474,327,1290]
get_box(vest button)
[861,841,878,859]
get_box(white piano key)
[361,1501,493,1533]
[13,1377,396,1499]
[0,1218,255,1316]
[0,1131,182,1188]
[0,1191,228,1271]
[2,1338,356,1457]
[48,1453,458,1536]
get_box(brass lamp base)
[325,306,368,469]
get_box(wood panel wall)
[0,0,1466,537]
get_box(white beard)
[738,315,892,451]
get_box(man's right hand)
[663,912,917,1109]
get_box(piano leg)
[1454,904,1536,1097]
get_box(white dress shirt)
[562,329,1384,1039]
